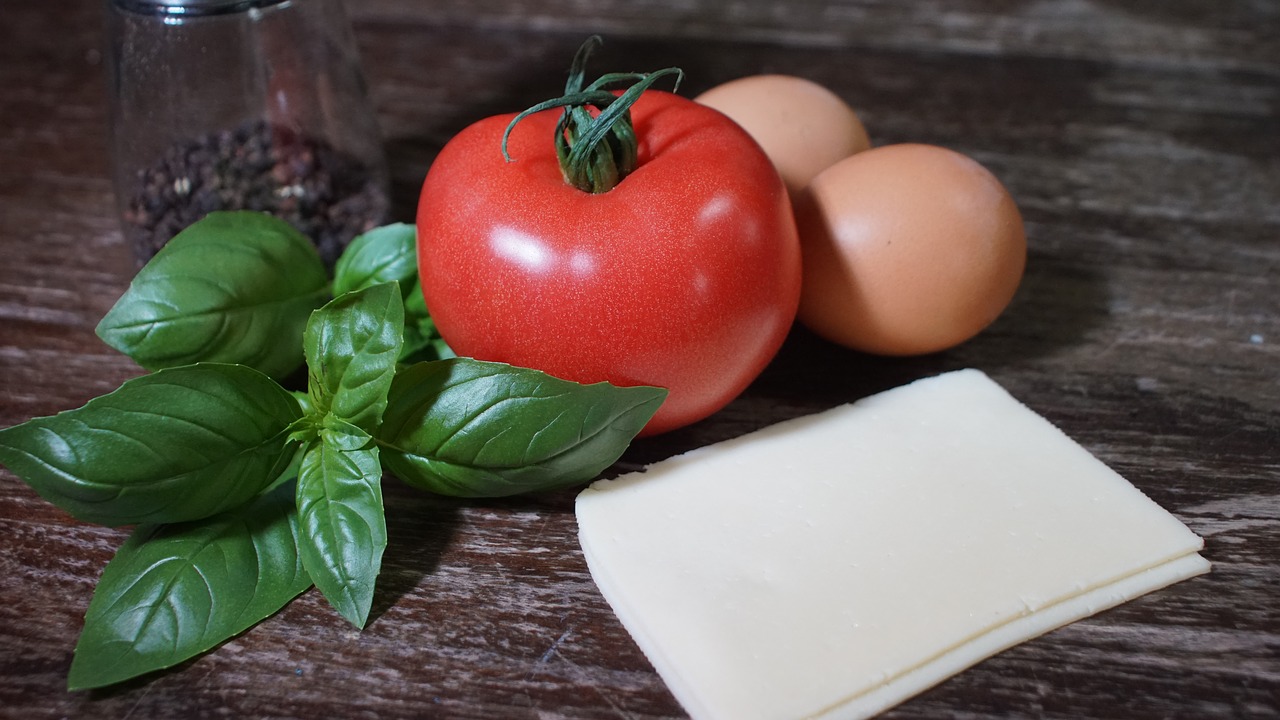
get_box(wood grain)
[1,0,1277,718]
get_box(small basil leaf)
[403,278,429,319]
[305,282,404,434]
[96,211,330,380]
[268,442,305,493]
[332,223,418,298]
[399,312,455,364]
[67,480,311,690]
[399,321,432,362]
[286,415,322,446]
[0,363,301,526]
[289,390,315,417]
[296,423,386,628]
[398,280,455,363]
[378,358,665,497]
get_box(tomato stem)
[502,36,683,194]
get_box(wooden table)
[2,1,1276,717]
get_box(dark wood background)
[1,1,1277,718]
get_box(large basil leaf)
[0,364,301,526]
[96,211,330,380]
[331,223,418,297]
[377,359,666,497]
[67,481,311,691]
[304,282,403,434]
[296,422,386,629]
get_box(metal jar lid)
[112,0,292,16]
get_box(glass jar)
[106,0,389,267]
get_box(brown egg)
[795,143,1026,356]
[695,74,871,196]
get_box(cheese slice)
[575,369,1208,720]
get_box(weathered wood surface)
[1,0,1277,717]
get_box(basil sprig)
[292,281,402,628]
[0,211,665,689]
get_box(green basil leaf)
[378,358,666,497]
[304,282,404,433]
[67,480,311,690]
[398,279,454,363]
[399,320,432,362]
[296,422,386,628]
[289,390,315,417]
[96,211,330,380]
[399,312,456,364]
[0,364,301,526]
[403,278,429,318]
[332,223,418,298]
[329,223,455,362]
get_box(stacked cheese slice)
[576,369,1208,720]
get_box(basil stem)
[377,358,666,497]
[96,211,330,380]
[0,363,301,526]
[67,480,311,690]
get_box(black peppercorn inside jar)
[107,0,389,268]
[122,120,388,267]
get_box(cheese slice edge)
[808,552,1209,720]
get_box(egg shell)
[795,143,1026,356]
[695,75,871,196]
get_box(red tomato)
[416,90,801,435]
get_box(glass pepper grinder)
[106,0,390,267]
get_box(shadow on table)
[367,481,462,626]
[962,242,1113,360]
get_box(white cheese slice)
[575,369,1208,720]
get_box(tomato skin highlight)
[416,90,801,435]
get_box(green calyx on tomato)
[418,38,803,436]
[502,35,683,194]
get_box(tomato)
[416,89,801,435]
